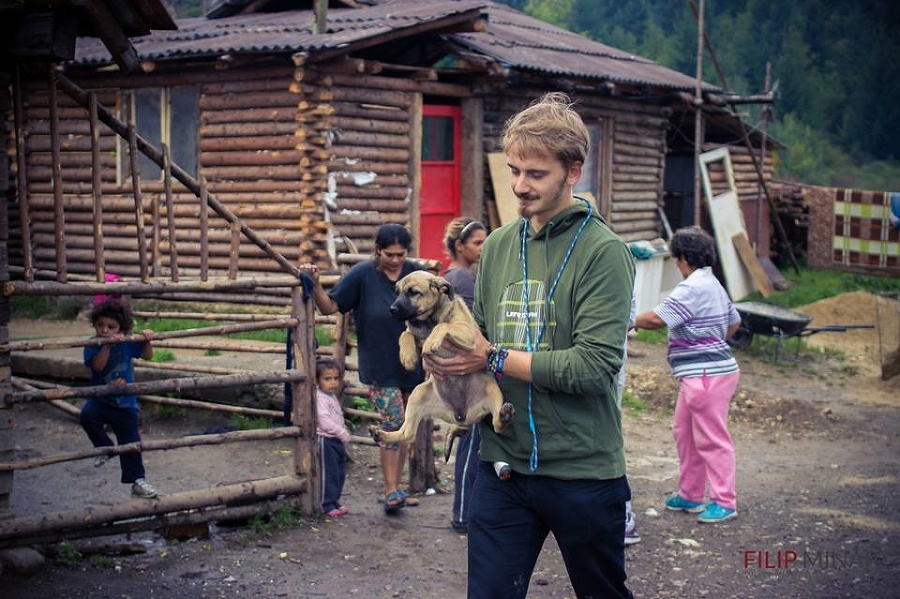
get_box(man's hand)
[423,332,491,380]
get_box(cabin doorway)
[419,104,461,269]
[663,153,697,232]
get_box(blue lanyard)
[519,199,592,471]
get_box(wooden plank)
[758,256,789,290]
[488,152,519,226]
[731,232,774,297]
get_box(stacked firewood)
[770,180,808,263]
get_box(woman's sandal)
[383,490,406,513]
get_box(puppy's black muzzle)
[390,296,419,321]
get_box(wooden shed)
[9,0,778,288]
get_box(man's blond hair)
[502,92,590,171]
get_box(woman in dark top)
[301,223,425,512]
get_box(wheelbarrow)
[729,301,875,360]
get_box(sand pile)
[796,291,899,385]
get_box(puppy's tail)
[368,424,383,444]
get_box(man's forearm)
[495,347,533,382]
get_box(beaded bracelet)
[486,344,509,381]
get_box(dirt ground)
[2,292,899,599]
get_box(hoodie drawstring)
[519,199,593,471]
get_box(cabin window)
[574,119,614,220]
[120,86,199,182]
[422,115,455,161]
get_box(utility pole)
[693,0,705,226]
[313,0,328,34]
[756,61,772,253]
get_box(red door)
[420,105,461,270]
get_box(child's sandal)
[383,491,406,513]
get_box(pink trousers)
[673,372,740,510]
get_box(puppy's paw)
[422,334,447,356]
[399,351,419,371]
[493,402,516,434]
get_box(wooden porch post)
[0,70,12,519]
[291,285,319,514]
[49,68,66,282]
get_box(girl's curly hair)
[89,299,134,333]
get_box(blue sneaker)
[697,502,737,523]
[664,495,705,513]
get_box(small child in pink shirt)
[315,358,351,517]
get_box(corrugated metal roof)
[206,0,362,19]
[451,3,713,92]
[72,0,715,93]
[74,1,487,65]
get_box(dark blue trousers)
[318,436,346,512]
[452,426,481,527]
[79,399,146,483]
[467,462,633,599]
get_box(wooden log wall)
[12,63,329,287]
[11,59,433,288]
[481,90,669,243]
[294,61,417,258]
[597,99,668,242]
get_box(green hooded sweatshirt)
[473,199,635,480]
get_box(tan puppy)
[372,271,514,457]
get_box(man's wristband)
[486,344,508,380]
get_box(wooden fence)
[1,67,325,548]
[0,278,320,548]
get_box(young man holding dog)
[425,92,635,598]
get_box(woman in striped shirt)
[634,226,742,523]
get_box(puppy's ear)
[432,276,455,300]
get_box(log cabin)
[8,0,778,287]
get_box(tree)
[524,0,576,30]
[496,0,900,188]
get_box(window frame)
[118,85,199,184]
[574,117,614,221]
